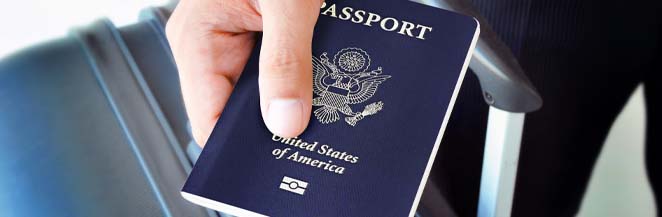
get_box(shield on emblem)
[320,85,350,109]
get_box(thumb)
[257,0,321,138]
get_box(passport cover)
[181,0,479,216]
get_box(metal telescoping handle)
[415,0,542,113]
[412,1,543,217]
[478,107,525,217]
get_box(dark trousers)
[431,0,661,216]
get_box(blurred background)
[0,0,168,58]
[0,0,656,216]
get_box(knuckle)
[164,17,181,42]
[164,23,175,40]
[262,50,307,80]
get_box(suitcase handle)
[417,0,543,113]
[413,1,543,217]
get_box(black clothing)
[432,0,661,216]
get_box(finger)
[257,0,321,138]
[166,0,258,146]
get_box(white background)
[0,0,167,58]
[0,0,655,216]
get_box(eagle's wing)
[312,55,331,95]
[347,75,391,104]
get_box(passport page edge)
[407,18,481,217]
[181,191,269,217]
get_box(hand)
[166,0,322,146]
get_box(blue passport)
[182,1,479,216]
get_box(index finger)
[166,0,260,146]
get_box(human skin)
[166,0,323,146]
